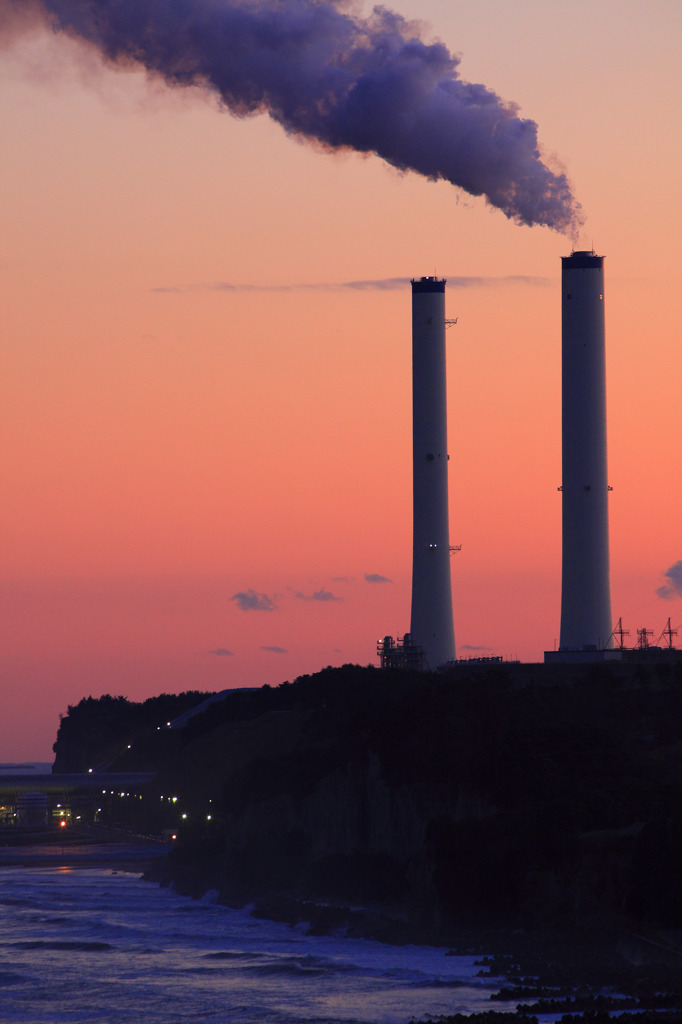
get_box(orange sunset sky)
[2,0,681,761]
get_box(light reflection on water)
[0,866,515,1023]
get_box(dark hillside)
[52,691,212,772]
[57,662,682,936]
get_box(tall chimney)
[409,277,456,667]
[559,251,613,651]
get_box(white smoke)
[0,0,582,233]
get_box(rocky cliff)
[94,659,682,937]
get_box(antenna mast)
[636,627,654,650]
[657,617,678,649]
[610,617,629,650]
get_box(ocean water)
[0,866,516,1023]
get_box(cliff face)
[220,748,472,900]
[73,661,682,933]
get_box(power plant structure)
[378,277,456,671]
[546,250,614,663]
[375,256,678,671]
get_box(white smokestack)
[409,277,456,668]
[559,251,612,651]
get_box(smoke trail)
[1,0,581,232]
[656,561,682,600]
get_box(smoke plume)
[1,0,581,232]
[656,562,682,601]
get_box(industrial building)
[378,258,676,671]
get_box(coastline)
[0,842,170,871]
[3,835,682,1022]
[0,827,170,871]
[143,856,682,1022]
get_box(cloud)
[460,644,493,652]
[208,648,234,656]
[656,561,682,600]
[365,573,393,584]
[151,276,551,295]
[340,278,408,291]
[261,645,287,654]
[332,576,355,583]
[231,589,277,612]
[447,275,551,289]
[295,588,343,602]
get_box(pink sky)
[2,0,681,760]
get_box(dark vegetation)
[53,660,682,935]
[53,661,682,933]
[52,691,212,772]
[411,1014,682,1024]
[52,661,682,1017]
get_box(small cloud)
[212,281,270,292]
[332,576,355,583]
[295,588,343,602]
[364,573,393,584]
[261,645,287,654]
[656,561,682,600]
[312,588,342,602]
[460,644,493,652]
[338,277,408,291]
[231,589,277,612]
[150,276,551,296]
[446,275,551,289]
[209,648,234,656]
[150,279,405,294]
